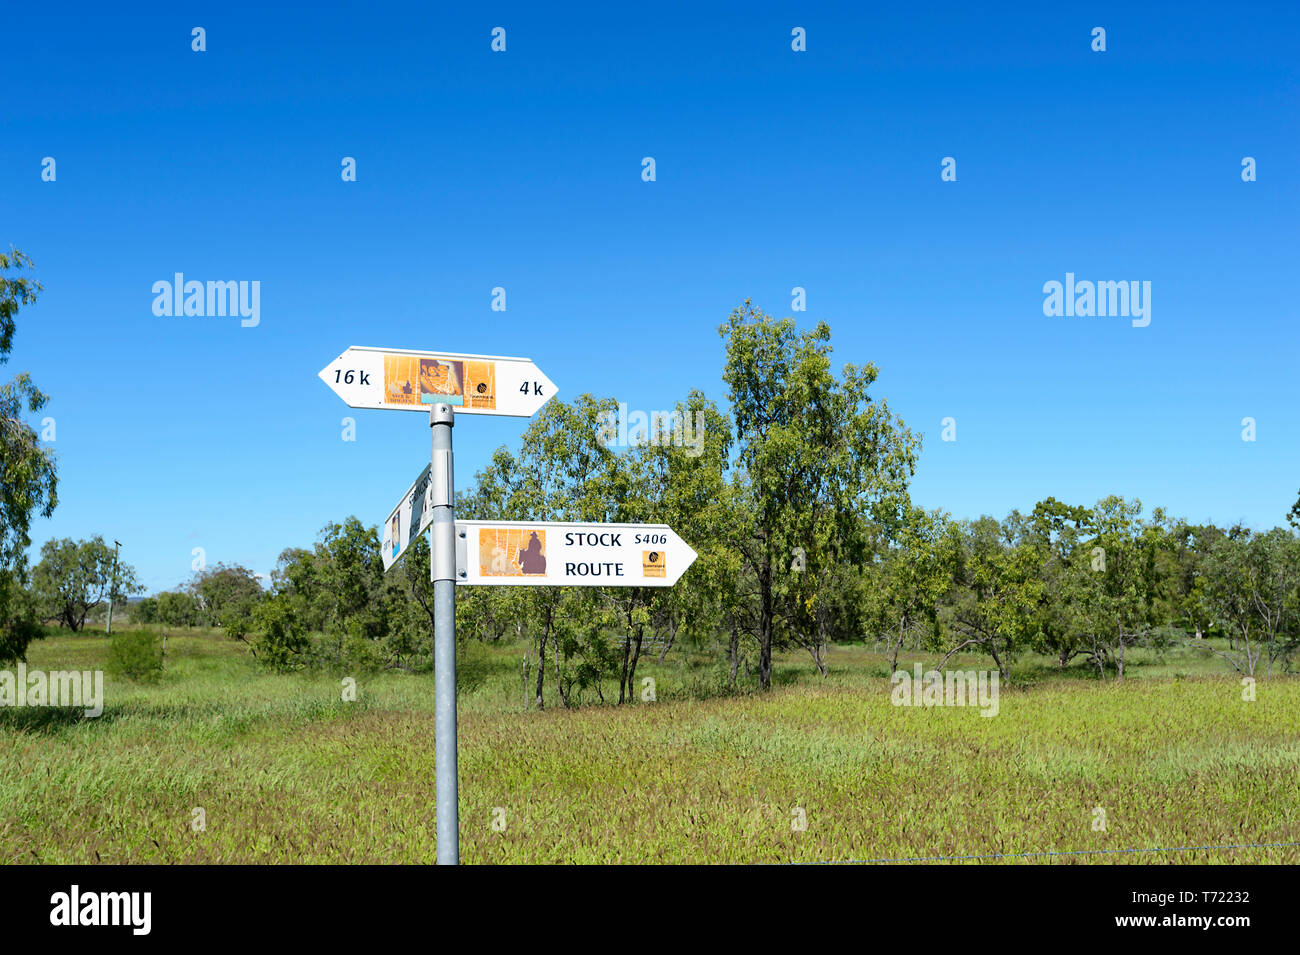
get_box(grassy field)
[2,628,1297,864]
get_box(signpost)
[319,346,555,417]
[320,344,699,866]
[381,464,434,571]
[456,521,697,587]
[427,405,457,866]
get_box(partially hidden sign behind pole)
[456,521,698,587]
[319,346,556,417]
[381,464,434,571]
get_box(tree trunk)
[534,631,546,711]
[657,617,677,664]
[627,626,644,700]
[1089,634,1106,681]
[553,627,567,708]
[814,615,828,677]
[891,616,904,677]
[618,633,631,704]
[1116,618,1125,682]
[758,571,774,691]
[988,640,1008,683]
[728,621,739,686]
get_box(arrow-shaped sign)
[455,520,698,587]
[319,346,556,417]
[381,464,435,571]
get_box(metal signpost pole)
[429,404,459,865]
[106,540,120,634]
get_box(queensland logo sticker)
[642,550,665,578]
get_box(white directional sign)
[456,521,698,587]
[381,464,435,571]
[319,346,556,417]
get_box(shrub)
[106,629,165,683]
[251,597,309,671]
[338,634,388,672]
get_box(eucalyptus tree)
[271,546,330,633]
[1198,529,1263,675]
[1074,497,1170,681]
[30,536,141,632]
[863,503,955,677]
[1165,521,1223,642]
[1021,498,1094,668]
[939,516,1042,681]
[0,248,56,663]
[1199,527,1300,677]
[189,562,264,630]
[1247,528,1300,675]
[719,301,918,689]
[314,517,390,647]
[630,392,735,677]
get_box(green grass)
[1,628,1296,863]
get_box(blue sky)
[4,2,1298,593]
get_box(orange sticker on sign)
[480,527,548,577]
[384,354,421,405]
